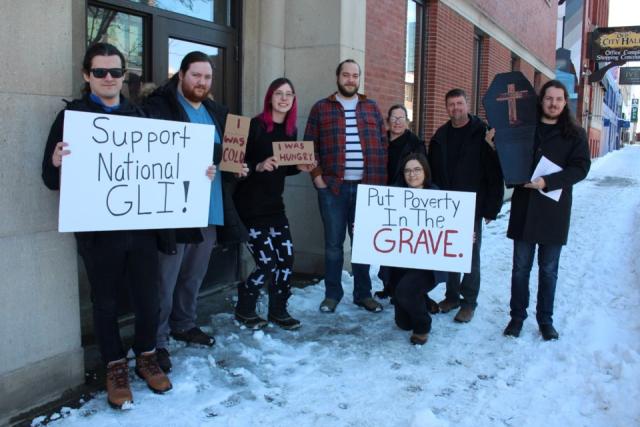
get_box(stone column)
[0,1,85,423]
[242,0,367,274]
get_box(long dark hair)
[537,80,582,139]
[257,77,297,137]
[399,152,432,188]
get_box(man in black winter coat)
[428,88,504,323]
[502,80,590,341]
[143,51,248,373]
[42,42,171,409]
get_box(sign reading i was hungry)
[272,140,315,166]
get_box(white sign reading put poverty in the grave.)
[59,111,216,232]
[352,185,477,273]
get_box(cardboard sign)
[483,71,537,185]
[352,184,476,273]
[272,140,315,165]
[59,111,215,232]
[219,114,250,173]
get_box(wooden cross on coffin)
[482,72,537,185]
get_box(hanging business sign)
[589,26,640,62]
[619,67,640,85]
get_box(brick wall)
[364,0,407,123]
[422,1,476,138]
[473,0,557,69]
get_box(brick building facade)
[364,0,557,140]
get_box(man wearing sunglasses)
[41,43,172,409]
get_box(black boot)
[234,284,267,330]
[268,288,301,330]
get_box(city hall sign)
[590,26,640,62]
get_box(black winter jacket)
[428,114,504,220]
[387,130,427,185]
[41,94,163,251]
[143,78,248,252]
[233,119,300,228]
[507,124,590,245]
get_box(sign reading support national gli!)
[59,111,215,232]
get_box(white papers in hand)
[531,156,562,202]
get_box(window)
[511,54,521,72]
[405,0,424,133]
[471,32,483,115]
[130,0,230,25]
[87,5,146,102]
[534,70,542,92]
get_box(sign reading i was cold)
[589,26,640,62]
[59,111,215,232]
[351,184,476,273]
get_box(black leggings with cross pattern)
[241,223,295,295]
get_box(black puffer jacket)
[143,78,248,252]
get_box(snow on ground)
[35,146,640,427]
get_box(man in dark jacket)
[143,51,248,373]
[428,88,504,323]
[42,42,171,409]
[503,80,590,341]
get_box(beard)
[181,82,210,103]
[337,81,359,98]
[542,108,563,122]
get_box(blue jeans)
[510,240,562,325]
[317,183,371,303]
[445,217,482,308]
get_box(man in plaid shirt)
[304,59,387,314]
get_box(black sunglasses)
[90,68,126,78]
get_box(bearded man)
[502,80,590,341]
[304,59,387,314]
[144,51,248,372]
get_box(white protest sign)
[59,111,215,232]
[352,184,476,273]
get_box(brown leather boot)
[135,352,172,394]
[454,306,475,323]
[106,359,133,409]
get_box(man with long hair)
[503,80,590,340]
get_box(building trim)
[440,0,555,79]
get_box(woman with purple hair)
[233,78,314,330]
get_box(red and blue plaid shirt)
[304,93,387,194]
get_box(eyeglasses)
[90,68,126,78]
[390,116,406,123]
[403,167,423,175]
[274,91,295,99]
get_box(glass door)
[87,0,239,112]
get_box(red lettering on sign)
[373,227,395,253]
[443,229,459,257]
